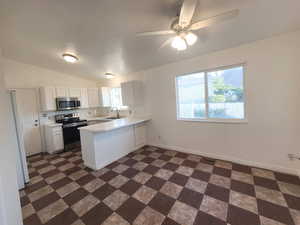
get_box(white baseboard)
[149,143,300,176]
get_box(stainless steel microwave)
[56,97,81,111]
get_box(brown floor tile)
[81,202,113,225]
[227,204,260,225]
[257,199,294,224]
[149,192,175,215]
[116,198,146,223]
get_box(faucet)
[111,107,120,119]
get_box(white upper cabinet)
[87,88,100,108]
[80,88,89,108]
[69,88,82,98]
[55,87,69,97]
[40,87,57,111]
[121,80,143,107]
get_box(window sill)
[177,118,248,124]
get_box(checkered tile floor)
[20,146,300,225]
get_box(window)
[176,65,245,122]
[110,87,123,108]
[101,87,126,109]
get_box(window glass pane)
[177,73,206,119]
[110,87,123,108]
[207,66,244,119]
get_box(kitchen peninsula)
[79,117,150,170]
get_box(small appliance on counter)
[55,113,88,150]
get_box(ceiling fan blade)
[190,9,239,31]
[137,30,175,36]
[179,0,198,28]
[159,37,173,49]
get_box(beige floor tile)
[38,165,56,174]
[133,207,165,225]
[231,171,254,184]
[152,159,167,168]
[168,201,198,225]
[28,185,54,202]
[103,190,129,210]
[186,177,208,193]
[230,190,258,214]
[133,172,152,184]
[210,174,231,189]
[160,181,183,199]
[69,170,88,181]
[196,163,213,173]
[57,182,80,197]
[102,213,130,225]
[176,166,194,176]
[92,167,110,177]
[278,181,300,198]
[37,199,68,223]
[252,168,275,180]
[255,186,287,207]
[155,169,173,180]
[83,178,105,193]
[22,204,35,219]
[45,173,66,184]
[109,175,129,188]
[260,216,286,225]
[133,185,157,204]
[113,164,130,173]
[290,209,300,225]
[169,157,184,165]
[58,163,75,171]
[132,162,148,171]
[71,195,100,217]
[200,196,228,221]
[215,160,233,170]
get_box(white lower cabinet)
[45,125,64,154]
[134,123,146,148]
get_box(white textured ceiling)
[1,0,300,80]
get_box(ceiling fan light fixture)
[62,53,79,63]
[171,36,187,51]
[104,72,115,79]
[185,32,198,46]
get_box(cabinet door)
[87,88,100,107]
[40,87,57,111]
[53,134,64,151]
[134,123,146,147]
[56,87,69,97]
[80,88,89,108]
[69,88,81,98]
[121,82,133,106]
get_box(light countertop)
[44,123,62,128]
[79,117,151,133]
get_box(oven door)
[62,123,87,146]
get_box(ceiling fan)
[137,0,239,51]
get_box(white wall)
[3,58,97,89]
[126,30,300,175]
[0,50,23,225]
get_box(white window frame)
[175,63,248,124]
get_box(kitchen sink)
[105,116,123,120]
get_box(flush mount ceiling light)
[62,53,79,63]
[104,72,115,79]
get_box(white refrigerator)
[9,90,29,189]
